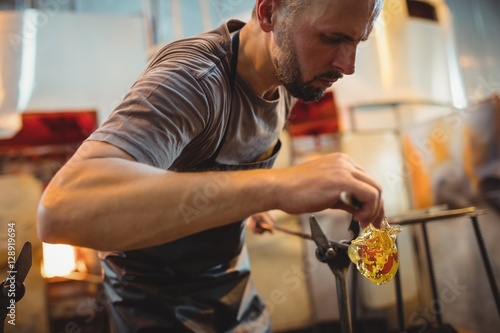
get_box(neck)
[237,21,281,100]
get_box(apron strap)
[204,29,240,165]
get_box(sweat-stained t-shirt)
[86,20,294,333]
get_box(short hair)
[251,1,306,20]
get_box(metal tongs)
[255,191,361,333]
[309,215,359,333]
[258,215,357,333]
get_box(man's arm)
[37,140,384,251]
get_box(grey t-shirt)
[88,20,292,170]
[86,20,293,332]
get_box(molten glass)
[348,219,402,285]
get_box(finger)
[257,212,276,228]
[339,190,383,229]
[359,194,384,229]
[372,204,385,229]
[350,169,383,194]
[365,191,384,229]
[250,213,275,234]
[337,154,367,174]
[247,215,266,234]
[350,188,382,227]
[330,201,358,215]
[262,211,277,224]
[372,192,384,228]
[333,190,374,223]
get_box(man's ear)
[256,0,276,32]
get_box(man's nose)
[332,44,357,75]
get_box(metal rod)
[259,221,313,240]
[388,207,484,226]
[334,270,353,333]
[394,238,406,331]
[470,215,500,318]
[421,222,443,326]
[259,221,350,249]
[350,267,358,333]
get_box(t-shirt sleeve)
[87,66,210,169]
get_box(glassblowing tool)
[309,215,357,333]
[0,241,32,333]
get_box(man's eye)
[323,36,349,45]
[323,36,343,44]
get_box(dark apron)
[101,30,281,333]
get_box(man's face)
[272,0,382,102]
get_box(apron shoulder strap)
[199,30,240,167]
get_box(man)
[38,0,385,331]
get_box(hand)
[246,212,276,234]
[273,153,384,228]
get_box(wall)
[23,10,147,124]
[446,0,500,105]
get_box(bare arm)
[37,140,384,251]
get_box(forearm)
[38,157,277,251]
[38,142,386,251]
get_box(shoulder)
[131,21,246,109]
[145,22,236,82]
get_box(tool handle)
[340,191,362,210]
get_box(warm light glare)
[42,243,77,278]
[459,55,478,68]
[0,113,22,139]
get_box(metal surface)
[310,216,337,259]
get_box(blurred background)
[0,0,499,332]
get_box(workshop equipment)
[261,205,499,332]
[388,207,499,332]
[0,241,32,333]
[309,215,358,333]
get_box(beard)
[272,24,343,102]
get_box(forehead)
[297,0,382,40]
